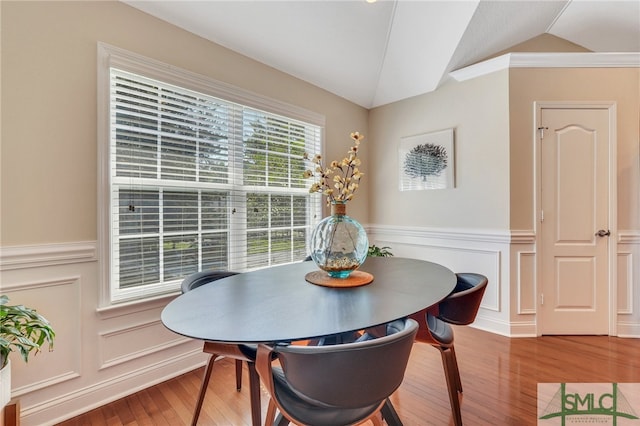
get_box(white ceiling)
[123,0,640,108]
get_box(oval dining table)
[161,256,456,425]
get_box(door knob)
[595,229,611,237]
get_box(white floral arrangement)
[303,131,365,206]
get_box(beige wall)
[0,1,369,247]
[0,2,368,424]
[509,67,640,231]
[368,69,511,230]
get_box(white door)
[539,107,612,335]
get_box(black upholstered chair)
[255,318,419,426]
[180,271,261,426]
[409,272,488,426]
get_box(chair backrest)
[437,273,488,326]
[271,318,418,408]
[180,270,239,294]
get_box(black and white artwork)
[399,128,454,191]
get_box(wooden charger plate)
[305,270,374,288]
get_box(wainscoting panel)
[99,320,191,370]
[367,225,510,335]
[391,243,501,312]
[369,226,640,338]
[0,242,210,425]
[509,233,537,337]
[617,252,633,315]
[517,252,537,315]
[2,275,82,396]
[617,231,640,337]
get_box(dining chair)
[409,272,488,426]
[180,271,261,426]
[255,318,419,426]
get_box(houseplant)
[367,245,394,257]
[0,295,56,408]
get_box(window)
[98,44,323,304]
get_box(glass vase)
[310,201,368,278]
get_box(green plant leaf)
[0,296,55,367]
[367,245,394,257]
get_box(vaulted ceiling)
[123,0,640,108]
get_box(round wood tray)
[305,270,374,288]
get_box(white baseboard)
[616,322,640,338]
[470,316,538,338]
[21,351,206,426]
[469,318,511,337]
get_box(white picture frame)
[399,128,455,191]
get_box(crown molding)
[449,52,640,82]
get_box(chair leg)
[275,412,290,426]
[264,399,278,426]
[247,361,262,426]
[440,348,463,426]
[192,354,217,426]
[450,345,463,393]
[235,359,243,391]
[381,398,402,425]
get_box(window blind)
[108,68,322,302]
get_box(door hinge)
[540,293,544,305]
[538,126,548,139]
[540,210,544,223]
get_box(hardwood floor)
[57,326,640,425]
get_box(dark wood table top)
[161,256,456,344]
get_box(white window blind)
[106,67,322,303]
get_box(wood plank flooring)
[57,326,640,425]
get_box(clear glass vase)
[310,201,369,278]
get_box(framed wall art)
[399,128,455,191]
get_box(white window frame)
[97,43,324,306]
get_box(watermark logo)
[538,383,640,425]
